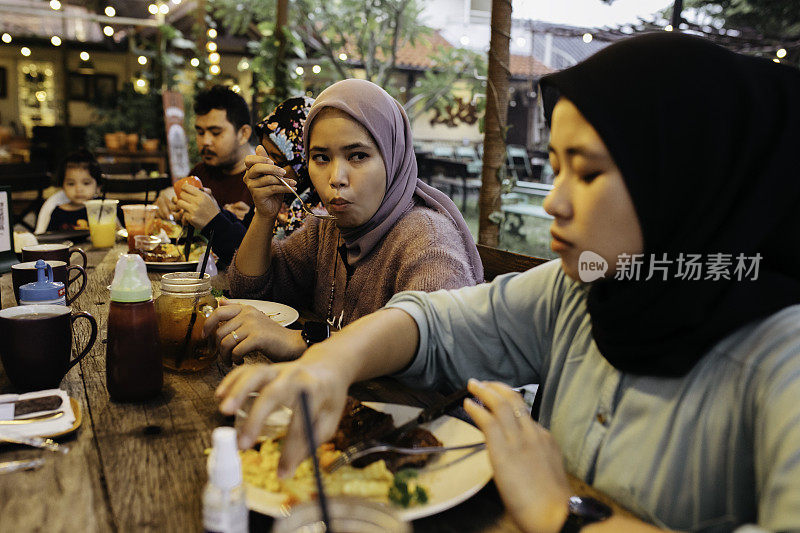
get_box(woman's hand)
[203,300,307,365]
[215,356,350,474]
[243,145,296,220]
[465,380,571,533]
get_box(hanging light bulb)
[80,51,90,61]
[777,48,787,58]
[51,36,62,46]
[237,59,250,71]
[105,6,116,17]
[207,28,217,39]
[207,42,217,52]
[664,24,673,31]
[338,53,347,61]
[138,55,148,65]
[208,52,220,63]
[231,85,241,93]
[295,66,304,75]
[159,4,169,14]
[103,26,114,37]
[312,65,321,74]
[209,64,221,75]
[21,47,31,56]
[50,0,61,10]
[136,79,146,88]
[1,33,11,44]
[190,57,200,67]
[148,4,159,15]
[582,33,593,43]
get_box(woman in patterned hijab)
[255,96,316,234]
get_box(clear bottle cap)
[208,427,243,490]
[109,254,153,302]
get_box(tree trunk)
[478,0,512,247]
[274,0,290,103]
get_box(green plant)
[85,83,165,150]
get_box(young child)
[46,149,102,231]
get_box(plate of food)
[241,399,492,521]
[224,299,299,327]
[141,242,209,271]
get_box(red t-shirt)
[188,163,253,208]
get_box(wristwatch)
[301,321,330,347]
[559,496,612,533]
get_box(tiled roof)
[347,29,553,78]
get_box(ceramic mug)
[11,260,87,305]
[0,305,98,392]
[22,243,88,270]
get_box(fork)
[326,441,485,473]
[274,175,337,220]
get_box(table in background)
[0,243,628,532]
[95,149,168,176]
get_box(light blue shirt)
[387,260,800,532]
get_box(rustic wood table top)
[0,243,628,533]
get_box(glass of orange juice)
[85,199,119,248]
[121,204,158,252]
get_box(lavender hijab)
[303,79,483,279]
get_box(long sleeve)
[227,218,324,308]
[202,209,251,269]
[386,259,568,392]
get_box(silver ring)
[231,329,240,343]
[512,408,524,419]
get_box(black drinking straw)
[176,229,214,368]
[299,390,333,532]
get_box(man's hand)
[175,184,220,229]
[155,187,179,220]
[203,300,307,365]
[224,201,251,221]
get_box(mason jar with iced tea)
[155,272,218,372]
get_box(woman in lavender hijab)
[204,79,483,364]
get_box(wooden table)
[0,244,627,532]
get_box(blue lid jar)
[19,259,66,306]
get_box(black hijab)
[540,32,800,376]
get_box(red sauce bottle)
[106,254,162,401]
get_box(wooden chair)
[477,243,550,282]
[0,162,52,231]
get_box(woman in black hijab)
[216,33,800,532]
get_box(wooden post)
[478,0,512,247]
[274,0,289,104]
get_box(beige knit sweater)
[228,204,482,328]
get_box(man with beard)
[155,85,255,267]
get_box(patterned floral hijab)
[256,96,316,233]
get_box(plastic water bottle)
[203,427,248,533]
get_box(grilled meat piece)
[332,398,395,450]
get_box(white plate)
[144,260,199,272]
[224,299,299,327]
[245,401,492,521]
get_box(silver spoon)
[274,175,336,220]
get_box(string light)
[51,36,61,46]
[50,0,61,10]
[208,52,220,63]
[190,57,200,67]
[583,33,593,43]
[773,58,781,63]
[777,48,787,58]
[105,6,116,17]
[338,53,347,61]
[148,4,158,15]
[231,85,241,93]
[36,91,47,102]
[103,26,114,37]
[312,65,321,74]
[21,47,31,56]
[1,33,11,44]
[136,79,146,88]
[209,64,220,75]
[207,42,217,52]
[207,28,217,39]
[80,51,90,61]
[159,4,169,14]
[295,66,304,75]
[237,59,250,71]
[664,25,673,31]
[172,0,182,4]
[138,55,148,65]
